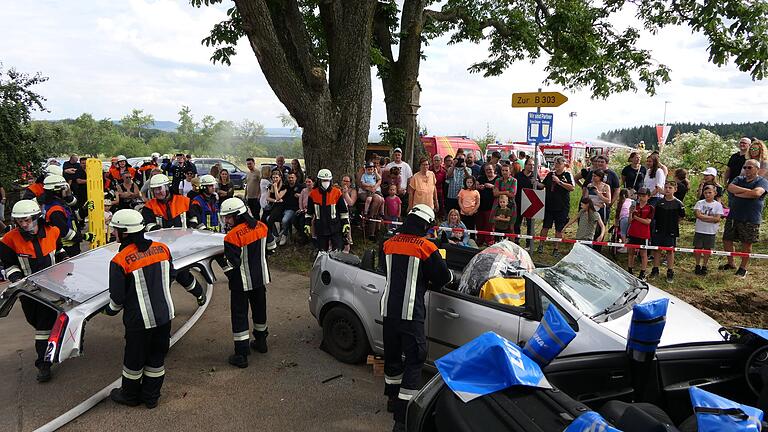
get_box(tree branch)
[373,2,395,65]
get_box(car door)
[353,268,386,353]
[426,288,521,362]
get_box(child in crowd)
[384,184,401,224]
[359,162,380,216]
[565,197,605,243]
[651,181,686,282]
[491,194,514,237]
[615,188,634,247]
[457,176,480,231]
[388,166,403,196]
[441,209,473,247]
[693,185,724,276]
[627,188,654,280]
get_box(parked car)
[191,158,247,189]
[0,229,224,365]
[309,243,751,409]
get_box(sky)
[2,0,768,143]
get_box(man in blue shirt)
[722,159,768,277]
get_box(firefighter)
[141,173,206,307]
[381,204,452,431]
[137,156,157,186]
[103,209,175,409]
[39,174,93,257]
[22,165,64,201]
[0,200,62,382]
[109,155,136,184]
[219,198,275,368]
[303,169,350,251]
[192,175,221,231]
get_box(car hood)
[23,229,224,305]
[599,285,724,347]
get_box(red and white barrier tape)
[362,217,768,259]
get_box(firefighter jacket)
[23,182,44,200]
[137,162,157,184]
[0,225,62,282]
[304,186,349,236]
[141,194,200,230]
[381,234,452,322]
[107,241,176,330]
[191,193,220,231]
[222,221,270,292]
[41,196,81,247]
[109,166,136,183]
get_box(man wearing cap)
[381,204,452,432]
[721,159,768,277]
[696,167,723,201]
[384,148,412,218]
[725,137,751,185]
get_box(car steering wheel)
[745,344,768,396]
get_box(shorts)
[627,236,648,246]
[693,232,716,250]
[651,233,677,248]
[619,217,630,238]
[543,209,568,231]
[723,219,760,244]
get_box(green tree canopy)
[120,108,155,139]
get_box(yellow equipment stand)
[85,158,107,247]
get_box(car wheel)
[322,305,369,364]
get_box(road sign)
[521,188,545,220]
[511,92,568,108]
[527,112,553,144]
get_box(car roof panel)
[25,229,224,304]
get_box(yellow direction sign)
[511,92,568,108]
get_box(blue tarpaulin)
[741,327,768,342]
[523,304,577,367]
[563,411,622,432]
[690,386,764,432]
[435,331,551,403]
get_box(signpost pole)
[530,89,542,254]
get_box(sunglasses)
[744,166,757,170]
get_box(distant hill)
[599,121,768,149]
[111,120,180,133]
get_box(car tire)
[322,305,369,364]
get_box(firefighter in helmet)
[303,169,350,251]
[191,175,221,231]
[40,174,92,257]
[23,164,64,201]
[0,200,63,382]
[103,209,176,409]
[381,204,453,431]
[220,198,276,368]
[109,155,136,184]
[140,173,206,307]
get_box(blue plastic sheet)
[436,331,551,403]
[564,411,622,432]
[690,387,764,432]
[524,304,577,367]
[626,298,669,357]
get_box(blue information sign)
[527,112,553,143]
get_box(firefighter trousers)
[383,317,427,424]
[230,286,267,356]
[176,269,203,298]
[121,322,171,405]
[317,233,343,252]
[20,297,58,367]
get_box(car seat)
[600,400,679,432]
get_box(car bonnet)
[598,285,724,347]
[24,229,224,305]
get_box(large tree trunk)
[234,0,375,179]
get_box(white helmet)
[317,169,332,181]
[149,173,171,188]
[117,155,127,162]
[408,204,435,225]
[43,174,68,191]
[11,200,41,219]
[45,165,63,176]
[151,152,160,159]
[143,157,152,163]
[109,209,145,233]
[162,154,170,160]
[220,198,247,217]
[199,174,217,187]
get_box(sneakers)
[228,354,249,368]
[718,263,736,271]
[279,234,287,246]
[694,265,702,275]
[700,266,708,276]
[666,269,674,283]
[649,267,660,278]
[735,267,748,278]
[638,270,646,281]
[36,362,52,383]
[110,388,141,407]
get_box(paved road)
[0,270,392,431]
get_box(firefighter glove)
[304,225,311,236]
[85,200,95,211]
[196,293,207,307]
[82,232,96,242]
[342,224,351,234]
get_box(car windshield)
[533,244,643,317]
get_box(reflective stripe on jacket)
[141,194,198,230]
[223,221,270,291]
[0,225,60,280]
[304,187,349,236]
